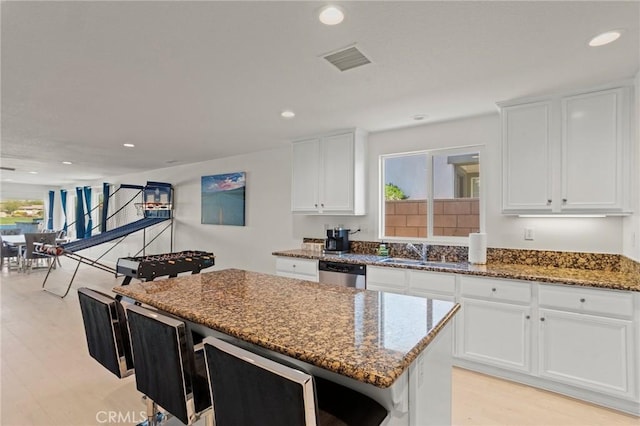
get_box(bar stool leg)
[146,398,159,426]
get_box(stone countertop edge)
[273,250,640,292]
[112,270,461,389]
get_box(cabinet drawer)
[275,257,318,276]
[409,270,455,295]
[366,266,407,291]
[539,284,633,318]
[459,276,531,304]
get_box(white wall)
[622,71,640,261]
[13,106,635,274]
[294,114,624,254]
[72,147,301,274]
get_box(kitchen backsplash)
[302,237,639,272]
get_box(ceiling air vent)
[323,46,371,72]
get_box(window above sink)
[380,146,485,244]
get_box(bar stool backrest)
[203,336,318,426]
[126,305,211,425]
[77,288,134,378]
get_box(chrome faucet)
[406,243,429,261]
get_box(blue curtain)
[60,189,68,234]
[47,191,54,230]
[101,182,110,232]
[83,186,93,237]
[75,187,85,239]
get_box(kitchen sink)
[378,258,461,268]
[379,257,424,265]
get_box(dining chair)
[77,287,134,378]
[125,305,213,426]
[0,235,20,271]
[22,232,56,272]
[203,336,389,426]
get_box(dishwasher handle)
[319,261,366,276]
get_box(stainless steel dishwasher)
[318,261,366,289]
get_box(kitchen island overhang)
[113,268,460,425]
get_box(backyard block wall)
[385,199,479,237]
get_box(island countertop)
[113,268,459,389]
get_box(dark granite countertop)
[273,250,640,292]
[113,268,460,388]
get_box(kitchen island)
[113,268,460,425]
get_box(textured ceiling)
[1,1,638,186]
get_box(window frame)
[378,145,485,245]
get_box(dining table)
[2,234,68,271]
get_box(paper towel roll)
[468,232,487,264]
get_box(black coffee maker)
[325,227,350,254]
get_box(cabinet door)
[502,101,552,212]
[319,133,354,212]
[366,266,408,294]
[457,298,531,372]
[538,309,634,398]
[561,88,625,211]
[291,139,320,212]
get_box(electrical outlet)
[524,228,535,241]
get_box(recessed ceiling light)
[413,114,428,121]
[29,171,38,174]
[281,110,296,119]
[62,161,72,165]
[123,143,135,148]
[588,30,622,47]
[319,5,344,26]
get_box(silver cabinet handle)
[314,204,318,208]
[525,315,530,320]
[547,199,552,205]
[491,288,496,292]
[321,203,324,207]
[580,298,585,303]
[562,198,567,204]
[540,317,545,322]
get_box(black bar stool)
[125,305,213,426]
[77,287,134,378]
[203,336,389,426]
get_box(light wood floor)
[1,260,638,425]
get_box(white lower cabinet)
[458,298,532,372]
[455,279,638,414]
[456,277,532,373]
[366,266,408,294]
[274,257,318,281]
[537,284,636,400]
[409,270,456,301]
[538,308,634,398]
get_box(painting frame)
[201,172,246,226]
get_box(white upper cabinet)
[561,89,627,211]
[500,83,633,215]
[291,129,367,215]
[502,101,553,212]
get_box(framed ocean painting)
[201,172,246,226]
